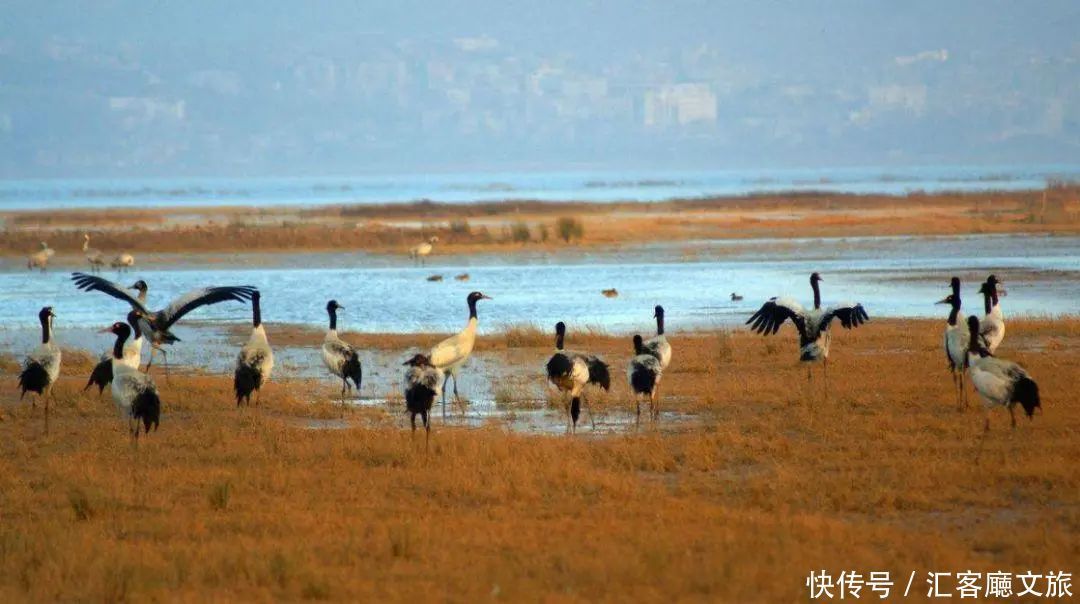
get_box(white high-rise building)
[644,83,717,127]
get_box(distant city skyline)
[1,1,1077,178]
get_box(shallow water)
[1,234,1076,338]
[2,165,1079,210]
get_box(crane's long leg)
[423,411,430,452]
[43,387,51,435]
[160,348,170,381]
[441,373,451,419]
[651,383,661,421]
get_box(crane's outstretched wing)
[71,273,150,314]
[158,286,257,329]
[746,297,806,337]
[821,303,870,330]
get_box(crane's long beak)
[481,294,493,300]
[935,296,951,305]
[96,326,112,334]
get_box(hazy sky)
[1,1,1077,178]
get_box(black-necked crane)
[409,236,438,266]
[978,274,1005,353]
[321,300,362,401]
[642,305,671,370]
[18,306,61,411]
[27,242,54,272]
[70,272,257,377]
[82,234,105,273]
[101,321,160,440]
[746,272,869,397]
[85,310,144,396]
[936,277,970,410]
[429,291,491,416]
[111,252,135,272]
[234,291,273,406]
[628,334,662,422]
[545,321,610,433]
[403,353,442,446]
[965,315,1039,434]
[730,292,743,302]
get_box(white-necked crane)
[70,272,257,376]
[101,321,160,440]
[642,305,672,370]
[429,291,491,416]
[746,272,869,397]
[18,306,61,410]
[965,315,1039,434]
[321,300,362,400]
[27,242,54,272]
[83,234,105,273]
[978,274,1005,353]
[628,334,662,422]
[409,236,438,266]
[403,353,442,446]
[545,321,610,433]
[937,277,970,410]
[85,310,145,396]
[234,291,273,406]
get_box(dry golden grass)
[0,318,1077,601]
[4,186,1078,260]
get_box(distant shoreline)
[3,164,1079,211]
[4,185,1078,260]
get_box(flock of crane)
[26,235,136,273]
[13,269,1040,443]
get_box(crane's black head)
[327,299,343,312]
[403,353,432,367]
[101,321,131,338]
[966,315,980,335]
[810,272,822,283]
[632,334,644,353]
[950,276,960,290]
[129,280,148,293]
[653,305,664,318]
[555,321,566,336]
[126,310,141,327]
[986,274,1001,287]
[936,293,955,306]
[467,291,492,304]
[38,306,55,322]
